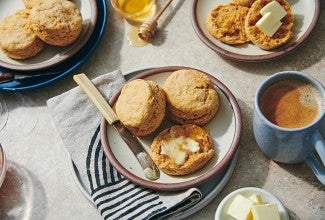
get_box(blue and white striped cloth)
[47,71,202,220]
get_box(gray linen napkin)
[47,70,202,220]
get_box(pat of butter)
[248,194,263,204]
[256,12,282,37]
[251,203,281,220]
[260,1,287,19]
[161,137,200,165]
[227,194,255,220]
[256,1,287,37]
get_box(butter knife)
[0,71,61,84]
[73,73,160,181]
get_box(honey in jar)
[112,0,156,22]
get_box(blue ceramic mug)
[253,71,325,184]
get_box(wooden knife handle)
[73,73,119,125]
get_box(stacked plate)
[69,66,243,218]
[0,0,107,91]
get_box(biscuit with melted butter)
[151,124,215,176]
[206,3,250,45]
[245,0,294,50]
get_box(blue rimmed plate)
[0,0,98,71]
[0,0,107,91]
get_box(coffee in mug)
[259,79,322,128]
[253,71,325,185]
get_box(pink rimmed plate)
[100,66,242,191]
[191,0,321,61]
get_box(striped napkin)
[47,70,202,220]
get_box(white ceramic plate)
[0,0,97,71]
[191,0,321,61]
[215,187,290,220]
[101,66,242,191]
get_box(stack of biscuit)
[206,0,294,50]
[163,69,219,126]
[0,0,82,60]
[115,69,220,176]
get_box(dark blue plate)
[0,0,107,91]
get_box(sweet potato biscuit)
[23,0,52,9]
[151,124,215,176]
[115,79,166,136]
[0,9,45,59]
[23,0,71,9]
[206,3,250,45]
[163,69,219,126]
[233,0,256,7]
[245,0,294,50]
[29,0,82,46]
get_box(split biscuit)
[245,0,294,50]
[115,79,166,136]
[29,0,82,46]
[23,0,72,9]
[232,0,257,7]
[0,9,45,60]
[163,69,219,126]
[206,3,250,45]
[151,124,215,176]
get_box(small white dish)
[215,187,290,220]
[0,144,7,188]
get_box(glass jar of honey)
[111,0,156,23]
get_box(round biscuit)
[150,124,215,176]
[23,0,72,9]
[206,3,250,45]
[232,0,256,7]
[163,69,219,126]
[115,79,166,136]
[0,9,45,60]
[245,0,294,50]
[29,0,83,46]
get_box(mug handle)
[305,130,325,185]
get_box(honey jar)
[111,0,156,22]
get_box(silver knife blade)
[113,122,160,180]
[0,71,61,84]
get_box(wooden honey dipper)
[138,0,173,42]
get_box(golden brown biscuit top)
[163,69,218,113]
[0,10,37,50]
[29,0,82,30]
[206,3,250,45]
[233,0,256,7]
[115,79,156,126]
